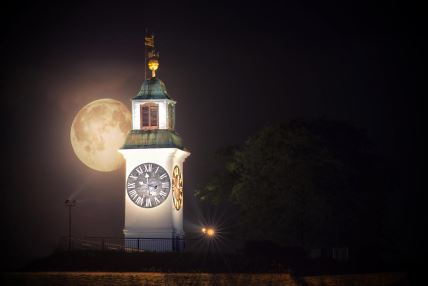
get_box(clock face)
[126,163,171,208]
[172,166,183,211]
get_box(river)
[0,271,406,286]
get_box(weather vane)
[144,30,159,79]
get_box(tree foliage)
[195,119,391,248]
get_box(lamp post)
[64,199,76,251]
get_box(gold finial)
[148,58,159,78]
[144,31,159,78]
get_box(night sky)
[0,1,421,268]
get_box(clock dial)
[172,166,183,210]
[126,163,171,208]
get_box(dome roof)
[133,77,172,100]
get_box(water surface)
[0,272,293,286]
[0,271,406,286]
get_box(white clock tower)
[119,34,190,252]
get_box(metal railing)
[58,236,207,253]
[123,237,185,252]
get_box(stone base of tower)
[123,230,185,252]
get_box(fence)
[58,236,210,253]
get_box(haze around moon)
[70,99,132,172]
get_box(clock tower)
[119,34,190,251]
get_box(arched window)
[140,103,158,129]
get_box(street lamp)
[201,226,215,237]
[206,228,215,237]
[64,199,76,251]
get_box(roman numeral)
[155,166,159,173]
[160,173,167,179]
[144,164,152,172]
[135,196,143,206]
[135,166,144,175]
[129,190,137,197]
[127,182,135,189]
[154,197,160,204]
[162,182,170,189]
[145,198,152,207]
[129,175,138,180]
[159,191,167,197]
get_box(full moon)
[70,99,132,172]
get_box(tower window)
[140,103,158,129]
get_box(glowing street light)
[206,228,215,237]
[201,226,215,237]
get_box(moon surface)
[70,99,132,172]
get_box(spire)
[144,30,160,79]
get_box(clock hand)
[145,173,149,185]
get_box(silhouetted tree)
[195,119,391,249]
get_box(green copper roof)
[133,77,172,100]
[122,129,184,150]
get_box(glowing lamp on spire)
[148,58,159,78]
[144,32,160,79]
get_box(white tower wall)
[119,147,190,250]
